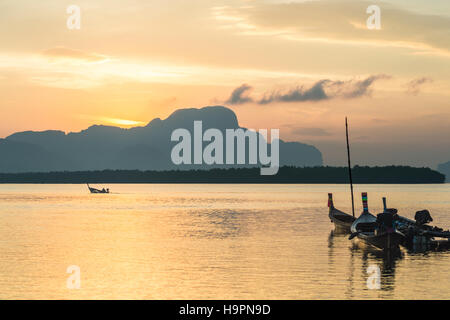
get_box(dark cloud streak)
[406,77,433,95]
[343,74,391,98]
[225,75,390,105]
[225,84,253,105]
[259,80,329,104]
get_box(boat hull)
[89,189,109,194]
[356,231,404,250]
[329,208,355,233]
[351,210,405,250]
[88,187,109,194]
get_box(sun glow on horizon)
[99,117,145,127]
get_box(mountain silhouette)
[0,106,323,173]
[437,161,450,182]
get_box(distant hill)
[437,161,450,182]
[0,166,445,184]
[0,106,323,173]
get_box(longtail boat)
[328,118,356,232]
[328,193,356,232]
[87,183,110,194]
[381,197,450,251]
[349,193,405,251]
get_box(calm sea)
[0,184,448,299]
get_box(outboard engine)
[414,210,433,226]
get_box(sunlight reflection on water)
[0,184,448,299]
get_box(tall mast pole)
[346,117,355,218]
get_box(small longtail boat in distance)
[349,193,405,251]
[328,193,356,233]
[87,184,110,194]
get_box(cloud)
[225,83,253,104]
[292,127,332,137]
[41,47,109,63]
[214,1,450,57]
[342,74,391,98]
[259,80,329,104]
[233,75,389,105]
[406,77,433,95]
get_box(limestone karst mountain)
[0,106,323,172]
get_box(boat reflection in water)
[356,245,402,295]
[329,229,403,296]
[329,221,449,297]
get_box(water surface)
[0,184,448,299]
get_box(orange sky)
[1,0,449,166]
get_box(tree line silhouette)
[0,166,445,184]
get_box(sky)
[0,0,449,167]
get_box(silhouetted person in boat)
[376,208,398,232]
[106,188,109,193]
[102,188,106,193]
